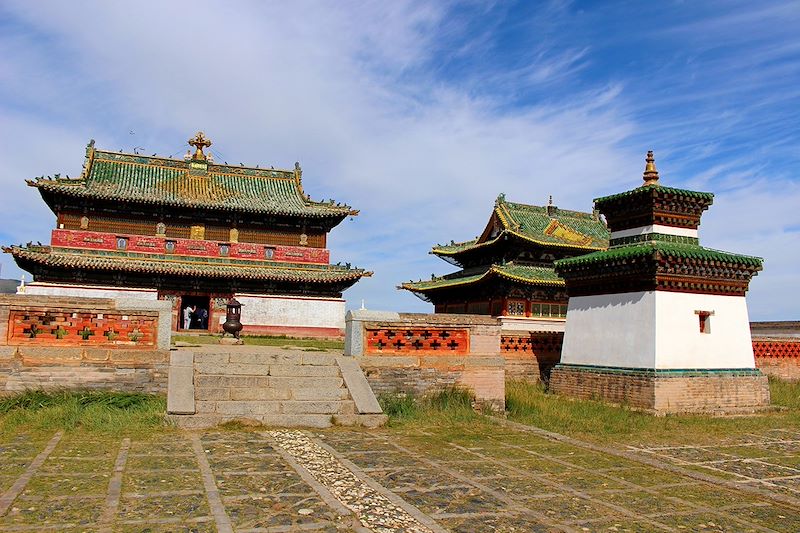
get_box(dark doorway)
[180,295,211,330]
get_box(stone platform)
[550,364,771,415]
[167,345,387,428]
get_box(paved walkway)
[0,424,797,532]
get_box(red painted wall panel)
[50,229,330,264]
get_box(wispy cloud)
[0,0,797,319]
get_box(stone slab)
[167,365,195,414]
[170,350,194,367]
[337,356,383,414]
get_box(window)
[506,300,525,316]
[265,247,275,260]
[695,310,714,334]
[116,237,128,250]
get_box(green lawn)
[505,377,800,445]
[172,333,344,351]
[0,390,169,438]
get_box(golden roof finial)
[643,150,660,186]
[188,131,212,160]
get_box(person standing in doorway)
[183,305,192,330]
[198,307,208,330]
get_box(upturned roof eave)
[6,245,371,283]
[30,179,355,220]
[430,229,606,257]
[399,264,565,293]
[554,241,764,271]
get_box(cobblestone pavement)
[0,424,797,532]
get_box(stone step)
[268,364,341,377]
[268,376,345,390]
[195,375,344,389]
[196,385,350,402]
[168,413,337,429]
[291,387,351,401]
[195,399,356,416]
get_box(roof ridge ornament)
[188,131,212,161]
[643,150,660,186]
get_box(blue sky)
[0,0,798,320]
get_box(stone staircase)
[166,346,386,429]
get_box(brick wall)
[550,365,770,414]
[346,311,505,410]
[501,332,563,383]
[0,295,171,394]
[753,339,800,381]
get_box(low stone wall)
[501,331,563,383]
[550,364,771,414]
[0,295,171,394]
[345,311,505,409]
[753,339,800,381]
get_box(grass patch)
[0,390,168,437]
[172,334,343,351]
[505,379,800,445]
[768,375,800,409]
[379,387,481,428]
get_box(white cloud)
[0,1,797,320]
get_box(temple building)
[550,152,768,413]
[4,133,370,337]
[400,194,609,330]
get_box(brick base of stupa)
[549,364,771,415]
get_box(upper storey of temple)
[430,195,609,268]
[594,151,715,239]
[555,152,762,297]
[27,133,357,225]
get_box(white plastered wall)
[233,293,346,330]
[654,291,755,369]
[610,225,698,239]
[561,291,657,368]
[21,282,157,300]
[561,290,756,370]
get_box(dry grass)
[505,378,800,445]
[0,390,168,437]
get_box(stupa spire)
[642,150,659,186]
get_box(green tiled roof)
[400,262,564,292]
[28,143,356,218]
[555,241,763,270]
[594,184,715,205]
[432,239,480,254]
[4,245,370,283]
[431,196,608,256]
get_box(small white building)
[551,152,769,414]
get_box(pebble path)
[268,429,437,533]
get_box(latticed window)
[507,300,526,316]
[531,302,568,318]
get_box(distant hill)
[0,279,20,294]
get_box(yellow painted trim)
[432,229,605,255]
[402,264,565,292]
